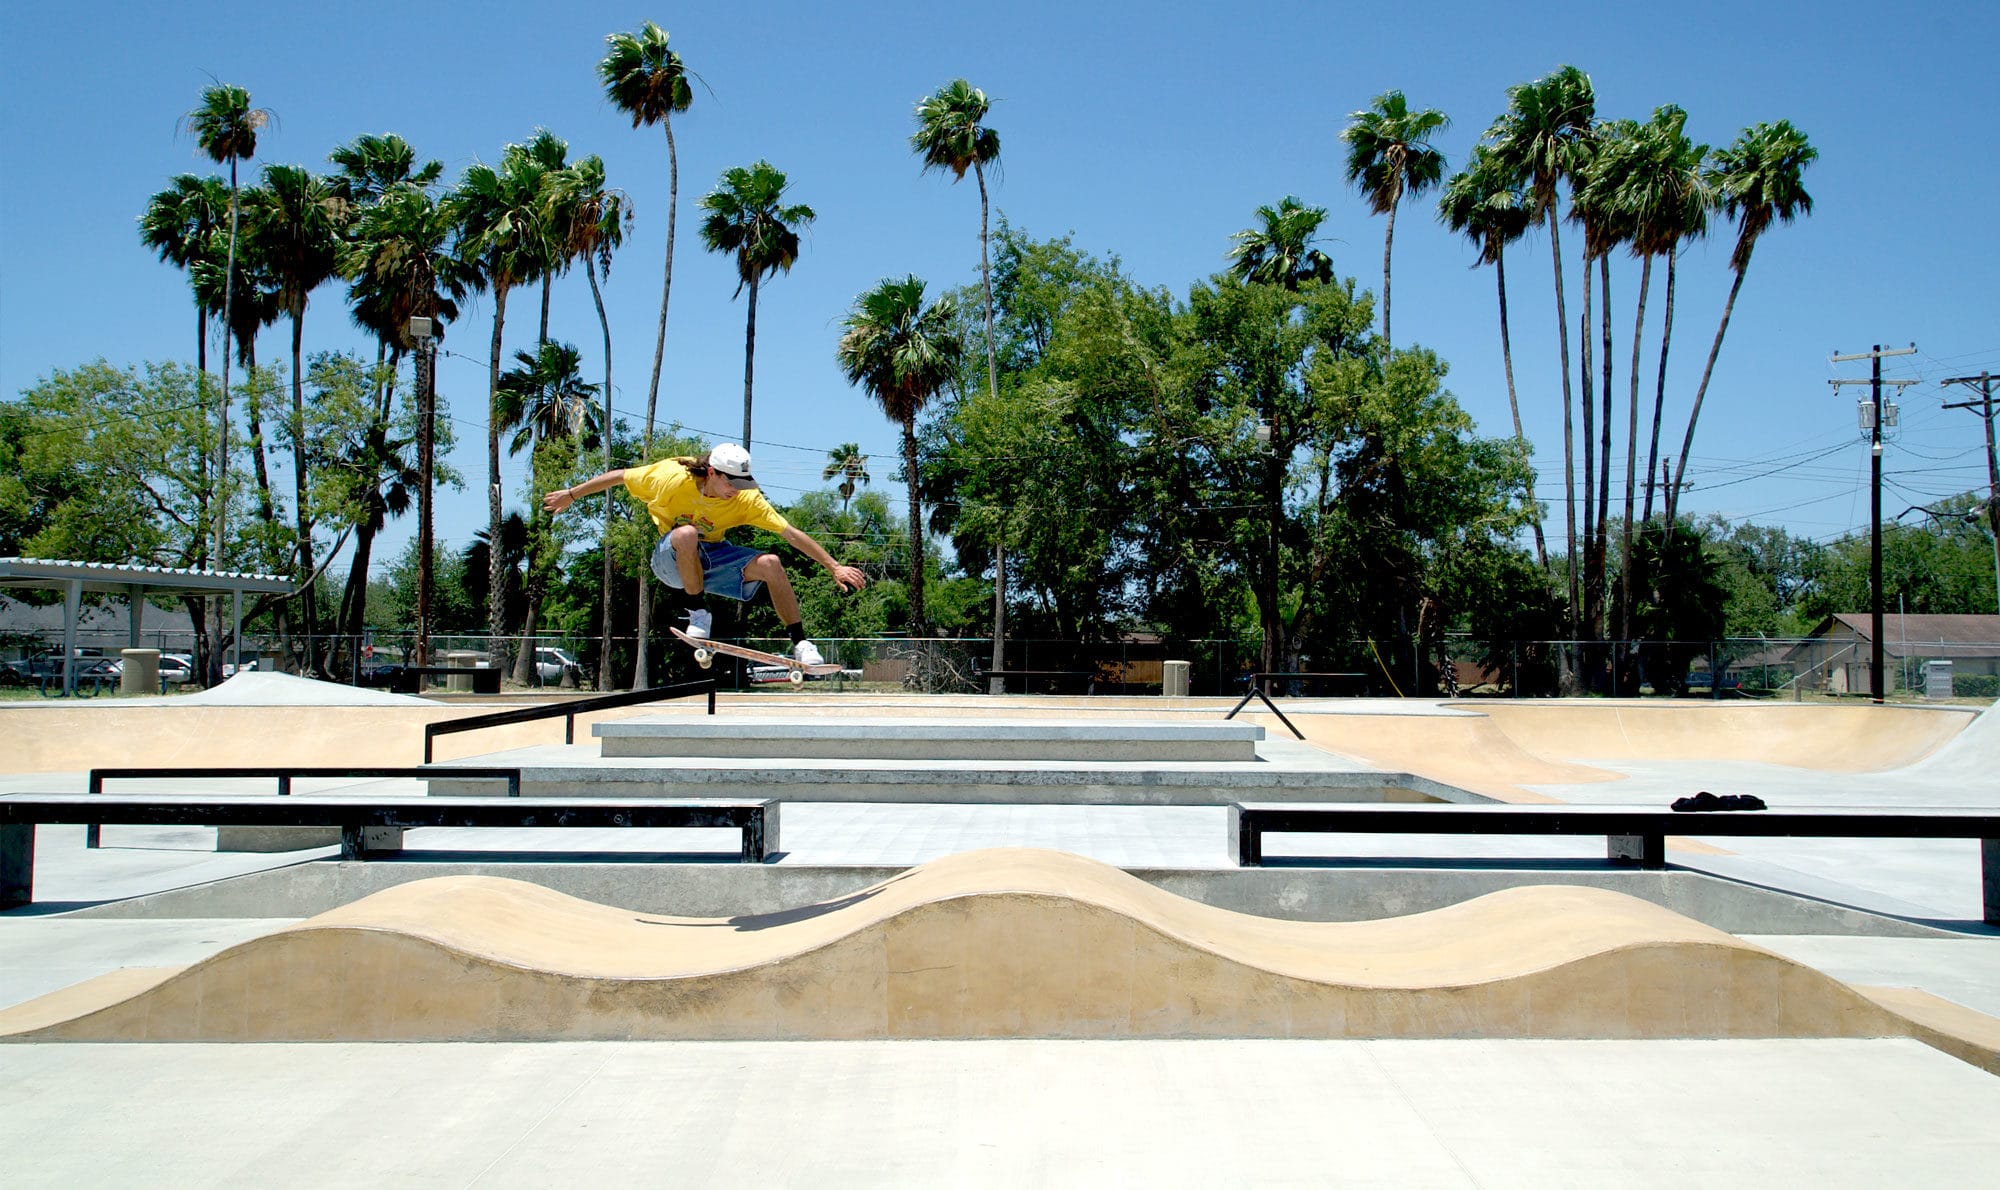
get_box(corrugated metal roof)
[0,557,293,595]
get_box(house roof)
[1804,613,2000,659]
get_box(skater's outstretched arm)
[780,525,867,593]
[543,469,625,515]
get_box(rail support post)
[1608,833,1665,868]
[1984,838,1999,927]
[0,823,32,909]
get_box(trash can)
[120,648,160,695]
[1924,660,1954,700]
[1162,660,1191,698]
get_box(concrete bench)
[1228,802,2000,924]
[0,794,780,908]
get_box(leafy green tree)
[182,82,270,588]
[1226,197,1334,290]
[139,174,230,377]
[1628,519,1728,695]
[823,444,871,511]
[698,161,814,447]
[836,276,965,633]
[1667,120,1817,525]
[452,141,554,639]
[1485,65,1595,640]
[1437,145,1541,565]
[1340,90,1448,346]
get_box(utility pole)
[1830,344,1918,703]
[1940,372,2000,616]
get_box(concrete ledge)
[593,716,1265,762]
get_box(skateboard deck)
[670,628,843,682]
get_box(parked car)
[533,647,583,686]
[156,654,193,684]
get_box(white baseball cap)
[709,442,759,489]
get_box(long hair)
[674,452,713,478]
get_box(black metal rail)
[1221,674,1310,740]
[2,793,780,907]
[82,767,523,848]
[423,679,717,763]
[1229,802,2000,924]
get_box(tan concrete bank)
[1,693,1974,784]
[2,848,1992,1068]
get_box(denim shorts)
[650,535,766,602]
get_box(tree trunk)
[1669,254,1752,529]
[290,309,319,674]
[1578,246,1595,644]
[210,159,240,687]
[487,284,511,646]
[1546,207,1578,645]
[741,274,758,446]
[975,160,1005,688]
[241,338,277,529]
[587,259,616,691]
[1595,253,1613,640]
[1644,252,1679,523]
[539,274,551,345]
[1622,254,1651,668]
[1380,191,1397,346]
[904,419,927,634]
[634,113,679,690]
[1495,250,1547,569]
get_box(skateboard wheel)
[695,650,713,668]
[789,669,804,686]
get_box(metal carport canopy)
[0,557,293,695]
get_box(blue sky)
[4,0,1997,571]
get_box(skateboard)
[670,628,843,685]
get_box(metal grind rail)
[82,766,525,847]
[423,678,718,763]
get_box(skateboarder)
[543,443,865,666]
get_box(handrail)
[1221,673,1320,740]
[83,765,523,848]
[423,679,717,763]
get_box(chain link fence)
[3,627,1994,700]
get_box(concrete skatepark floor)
[2,692,1997,1182]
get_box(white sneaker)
[685,609,713,640]
[793,639,824,667]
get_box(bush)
[1952,673,1999,699]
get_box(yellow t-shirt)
[622,458,791,541]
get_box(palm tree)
[451,144,553,642]
[1602,107,1710,656]
[496,341,602,684]
[1438,146,1542,566]
[1568,118,1635,642]
[1666,120,1816,526]
[547,154,631,689]
[328,133,442,205]
[698,161,814,447]
[599,22,693,456]
[1486,64,1595,635]
[1226,197,1334,290]
[341,184,468,665]
[519,129,570,343]
[139,174,230,379]
[1340,91,1448,346]
[836,277,965,633]
[254,163,349,667]
[823,444,871,511]
[182,82,271,585]
[191,215,282,534]
[911,78,1005,681]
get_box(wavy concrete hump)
[1,849,1991,1059]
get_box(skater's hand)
[543,487,575,515]
[828,563,866,593]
